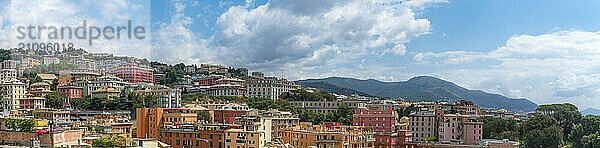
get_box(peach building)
[279,122,376,148]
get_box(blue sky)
[3,0,600,110]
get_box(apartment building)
[57,85,83,99]
[455,100,479,115]
[279,122,376,148]
[213,103,251,124]
[75,75,128,96]
[409,112,437,142]
[130,84,181,108]
[437,114,484,145]
[352,107,397,133]
[28,82,52,97]
[1,79,27,111]
[18,96,45,110]
[110,63,154,84]
[246,75,299,100]
[0,69,17,81]
[206,84,245,97]
[136,108,211,139]
[289,100,366,113]
[224,116,273,148]
[158,124,228,148]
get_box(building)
[33,109,72,124]
[28,82,52,97]
[0,69,17,81]
[224,115,273,148]
[18,96,45,110]
[279,122,376,148]
[455,100,479,115]
[57,85,83,99]
[91,87,121,99]
[199,64,228,74]
[198,76,219,86]
[438,114,484,145]
[206,84,245,97]
[20,57,40,69]
[136,108,211,139]
[158,123,229,148]
[246,75,299,100]
[289,100,366,113]
[75,75,128,96]
[130,85,181,108]
[262,110,300,140]
[110,63,154,84]
[353,107,397,133]
[409,112,437,142]
[213,103,251,124]
[1,79,27,112]
[42,55,61,65]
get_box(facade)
[28,82,52,97]
[1,79,27,111]
[353,107,397,133]
[57,85,83,99]
[224,116,273,148]
[131,85,181,108]
[409,112,437,142]
[0,69,17,81]
[289,100,366,113]
[198,76,219,86]
[279,122,376,148]
[437,114,484,145]
[18,96,45,109]
[76,75,128,96]
[213,103,251,124]
[110,63,154,84]
[455,100,479,115]
[42,55,60,65]
[206,84,245,97]
[246,76,299,100]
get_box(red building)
[19,96,45,109]
[353,107,397,133]
[198,77,218,86]
[110,63,154,84]
[57,85,83,99]
[213,104,250,124]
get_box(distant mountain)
[582,107,600,115]
[299,81,374,97]
[299,76,538,112]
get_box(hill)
[582,107,600,115]
[299,76,538,112]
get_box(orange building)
[279,122,376,148]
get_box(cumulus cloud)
[414,30,600,109]
[211,0,438,70]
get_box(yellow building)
[279,122,376,148]
[224,115,272,148]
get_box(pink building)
[438,114,484,144]
[353,107,397,133]
[463,120,484,145]
[110,63,154,84]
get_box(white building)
[246,75,299,100]
[1,79,27,112]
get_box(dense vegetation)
[92,136,127,147]
[482,103,600,148]
[4,118,36,132]
[280,89,336,101]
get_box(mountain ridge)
[298,76,538,112]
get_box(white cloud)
[211,0,439,70]
[414,30,600,109]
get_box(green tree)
[92,136,126,147]
[522,115,563,148]
[198,111,212,123]
[480,117,519,140]
[581,132,600,148]
[45,92,64,109]
[536,103,582,142]
[571,115,600,147]
[336,104,353,125]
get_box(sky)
[2,0,600,110]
